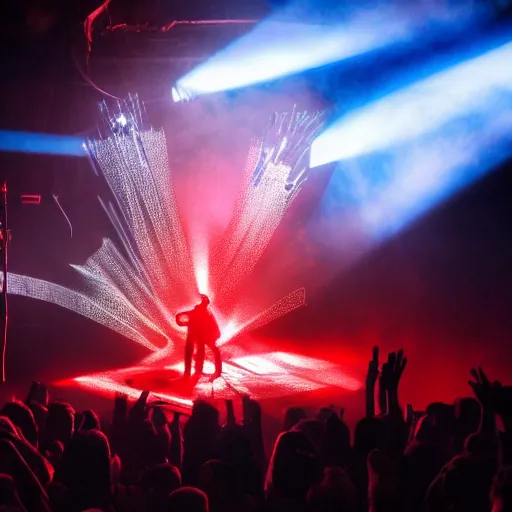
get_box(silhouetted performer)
[176,295,222,382]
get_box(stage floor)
[56,352,364,416]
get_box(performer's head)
[199,294,210,307]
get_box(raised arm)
[175,309,193,326]
[366,346,379,418]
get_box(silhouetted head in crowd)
[353,417,385,456]
[414,413,441,445]
[141,463,181,512]
[454,397,481,452]
[464,432,498,457]
[199,459,245,512]
[183,401,220,484]
[427,454,498,512]
[216,424,252,469]
[322,410,352,467]
[59,429,111,511]
[266,430,321,508]
[414,412,456,467]
[142,462,181,494]
[46,482,72,512]
[307,467,357,512]
[168,487,209,512]
[317,407,336,422]
[27,403,47,445]
[425,403,457,451]
[0,417,19,437]
[0,401,37,448]
[426,402,455,422]
[455,398,481,432]
[0,474,27,512]
[44,440,64,468]
[492,466,512,512]
[77,409,100,431]
[293,419,324,455]
[283,407,307,431]
[403,440,447,509]
[0,416,53,487]
[46,401,74,446]
[131,418,161,469]
[187,401,219,431]
[368,449,405,512]
[0,439,50,512]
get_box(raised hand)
[388,350,407,392]
[241,394,265,473]
[151,405,168,428]
[366,346,379,418]
[172,411,181,425]
[469,367,496,409]
[113,392,128,420]
[378,362,391,415]
[129,390,150,424]
[406,404,414,426]
[380,362,391,392]
[224,399,236,428]
[468,367,504,437]
[468,367,511,418]
[367,346,380,388]
[169,411,183,470]
[242,394,262,426]
[385,350,407,415]
[111,392,128,456]
[498,386,512,422]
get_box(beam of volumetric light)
[310,39,512,168]
[363,113,512,239]
[0,131,85,156]
[315,91,512,243]
[176,0,490,98]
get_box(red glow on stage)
[60,348,361,409]
[8,104,348,409]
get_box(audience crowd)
[0,347,511,512]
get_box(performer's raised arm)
[175,310,193,326]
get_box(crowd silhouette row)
[0,347,511,512]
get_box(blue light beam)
[318,111,512,244]
[312,37,512,243]
[310,39,512,167]
[0,131,85,157]
[175,0,492,99]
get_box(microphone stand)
[0,182,8,383]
